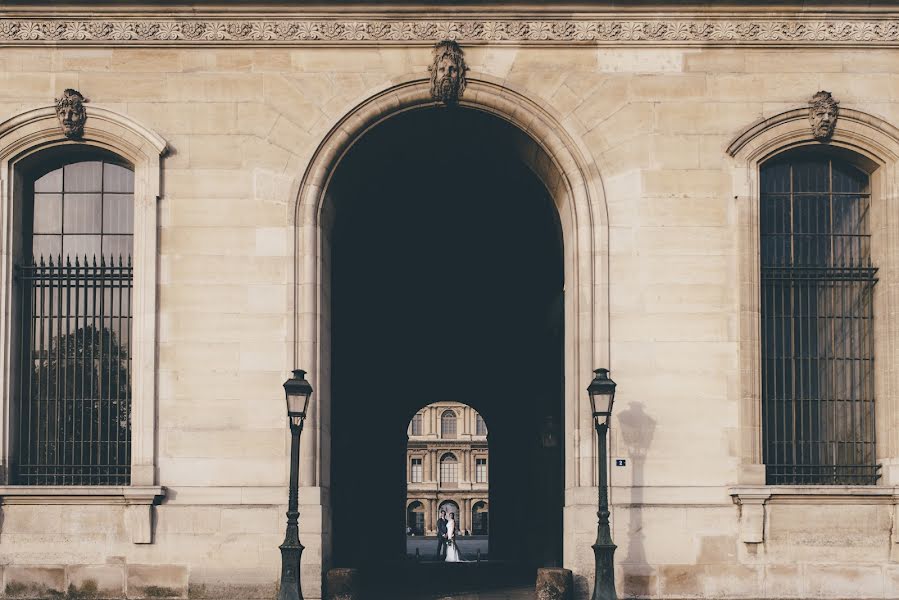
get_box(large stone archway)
[292,75,609,596]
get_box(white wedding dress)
[445,518,461,562]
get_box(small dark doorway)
[407,501,425,536]
[472,502,489,536]
[329,107,564,579]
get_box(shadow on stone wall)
[616,401,656,597]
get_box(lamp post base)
[277,540,305,600]
[592,541,617,600]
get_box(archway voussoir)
[374,91,403,117]
[392,84,428,110]
[307,165,332,195]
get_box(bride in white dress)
[445,512,461,562]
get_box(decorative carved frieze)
[0,18,897,45]
[54,88,87,139]
[809,90,839,141]
[429,40,467,104]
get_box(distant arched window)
[476,414,487,436]
[410,413,423,436]
[13,155,134,485]
[760,151,877,485]
[440,452,458,485]
[441,410,457,439]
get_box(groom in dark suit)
[435,510,448,559]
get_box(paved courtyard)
[406,536,490,561]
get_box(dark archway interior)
[329,107,564,575]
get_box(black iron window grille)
[760,156,879,485]
[12,159,133,486]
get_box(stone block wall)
[0,6,898,599]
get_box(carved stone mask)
[429,40,468,104]
[55,89,87,139]
[808,91,839,141]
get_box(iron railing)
[12,254,132,485]
[761,158,879,485]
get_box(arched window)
[410,413,423,436]
[760,151,877,485]
[441,410,457,439]
[13,156,134,485]
[439,452,458,486]
[476,414,487,436]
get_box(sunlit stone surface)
[1,2,899,599]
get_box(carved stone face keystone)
[55,89,87,139]
[808,90,839,141]
[429,40,468,104]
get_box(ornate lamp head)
[429,40,468,105]
[809,90,839,141]
[55,89,88,139]
[283,369,313,428]
[587,368,616,427]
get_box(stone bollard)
[535,567,573,600]
[326,568,361,600]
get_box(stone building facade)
[405,402,488,537]
[0,1,898,599]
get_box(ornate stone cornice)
[0,16,898,46]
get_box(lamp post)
[588,368,617,600]
[279,369,313,600]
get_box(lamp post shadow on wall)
[588,368,617,600]
[278,369,314,600]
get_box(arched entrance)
[292,77,608,597]
[438,501,460,523]
[329,106,563,571]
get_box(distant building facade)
[406,402,488,537]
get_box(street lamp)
[587,368,617,600]
[279,369,313,600]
